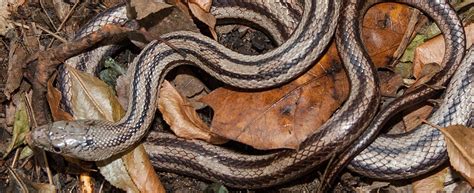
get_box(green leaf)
[399,34,427,63]
[204,183,229,193]
[19,146,33,160]
[3,97,30,159]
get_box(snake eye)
[52,146,61,153]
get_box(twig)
[47,1,81,48]
[10,148,21,168]
[56,1,80,33]
[39,0,58,31]
[421,118,442,130]
[388,8,421,68]
[41,150,54,185]
[7,167,29,193]
[455,0,474,11]
[11,21,67,43]
[317,152,337,193]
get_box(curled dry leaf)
[439,125,474,186]
[46,73,74,121]
[410,62,442,89]
[201,43,349,150]
[413,23,474,80]
[159,80,228,144]
[53,65,164,192]
[412,167,449,193]
[122,145,166,193]
[188,0,217,39]
[189,0,212,11]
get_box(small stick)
[10,148,20,168]
[421,118,442,130]
[56,0,80,33]
[39,0,58,31]
[11,21,68,43]
[42,150,54,185]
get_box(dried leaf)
[80,173,94,193]
[116,73,131,109]
[47,73,74,121]
[363,3,413,67]
[201,43,349,150]
[159,81,227,144]
[412,167,449,193]
[0,0,17,35]
[402,105,433,132]
[171,68,209,109]
[66,65,125,121]
[378,71,403,97]
[188,0,216,38]
[439,125,474,186]
[52,0,70,21]
[131,0,173,20]
[189,0,212,11]
[18,146,33,160]
[5,39,27,99]
[410,62,442,88]
[122,145,166,193]
[413,23,474,79]
[3,95,30,158]
[97,158,140,193]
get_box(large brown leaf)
[201,43,349,150]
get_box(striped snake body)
[30,0,468,189]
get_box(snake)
[28,0,466,189]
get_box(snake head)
[30,120,92,159]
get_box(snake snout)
[30,123,58,152]
[31,121,88,156]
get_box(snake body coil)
[30,0,467,189]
